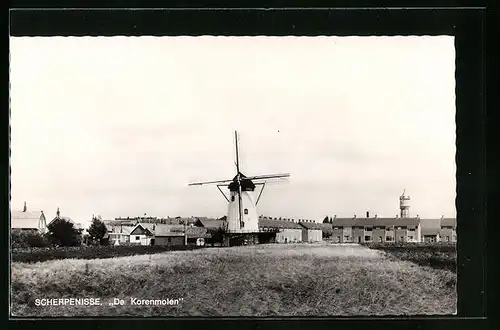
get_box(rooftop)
[298,221,324,230]
[332,217,420,227]
[11,210,45,230]
[258,219,303,230]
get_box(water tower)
[399,189,410,218]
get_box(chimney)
[375,214,378,218]
[23,201,27,212]
[334,215,337,220]
[56,207,60,217]
[366,211,370,218]
[353,214,356,219]
[441,214,444,220]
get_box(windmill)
[188,131,290,236]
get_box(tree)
[46,218,81,247]
[88,215,108,245]
[323,216,330,224]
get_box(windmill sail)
[188,178,234,186]
[234,131,243,226]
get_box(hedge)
[11,245,205,263]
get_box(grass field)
[11,245,204,263]
[365,242,456,272]
[10,243,457,317]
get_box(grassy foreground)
[364,243,457,272]
[11,243,456,317]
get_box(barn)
[298,220,323,242]
[258,218,302,243]
[147,224,183,246]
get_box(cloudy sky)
[10,36,456,227]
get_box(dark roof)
[104,220,137,226]
[332,217,420,227]
[441,218,456,228]
[422,227,440,236]
[420,218,441,235]
[135,223,210,238]
[258,219,303,229]
[186,226,210,238]
[298,221,324,230]
[130,223,154,236]
[149,224,183,236]
[49,215,83,229]
[196,219,227,229]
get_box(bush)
[11,245,205,263]
[11,230,51,248]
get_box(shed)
[258,219,303,243]
[153,224,185,246]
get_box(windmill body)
[227,175,259,233]
[189,131,289,240]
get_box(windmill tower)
[188,131,290,241]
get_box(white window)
[135,236,140,241]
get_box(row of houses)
[106,222,211,246]
[321,216,457,243]
[105,217,324,246]
[11,202,457,246]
